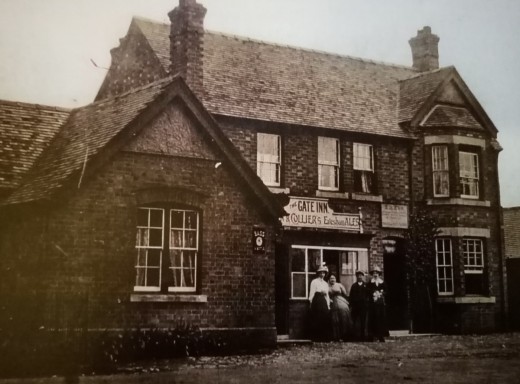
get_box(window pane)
[171,230,183,248]
[319,164,338,188]
[291,248,306,272]
[292,273,306,297]
[354,170,373,193]
[150,209,163,227]
[148,249,161,267]
[318,137,338,164]
[308,249,321,272]
[149,228,163,247]
[185,211,198,229]
[136,248,147,267]
[257,133,281,186]
[135,267,146,286]
[147,268,160,288]
[171,210,183,229]
[137,208,149,227]
[354,143,373,171]
[185,231,197,249]
[136,228,149,247]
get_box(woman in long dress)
[308,264,330,341]
[328,274,353,341]
[367,266,388,342]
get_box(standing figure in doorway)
[309,264,330,341]
[349,270,369,341]
[367,266,388,342]
[328,274,353,341]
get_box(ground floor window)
[290,245,368,299]
[435,238,454,295]
[463,238,485,295]
[135,206,199,293]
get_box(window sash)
[459,152,479,198]
[135,208,165,291]
[318,137,339,190]
[462,238,484,272]
[353,143,373,171]
[435,238,454,295]
[257,133,281,186]
[432,146,449,197]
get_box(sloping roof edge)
[410,67,498,135]
[4,76,286,220]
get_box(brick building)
[0,0,506,343]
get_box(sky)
[0,0,519,206]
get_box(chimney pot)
[409,26,440,72]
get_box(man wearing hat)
[349,270,369,341]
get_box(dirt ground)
[2,333,520,384]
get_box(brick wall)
[0,103,278,335]
[95,22,167,101]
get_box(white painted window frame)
[432,145,449,197]
[290,245,368,299]
[459,151,479,199]
[435,238,454,295]
[462,238,484,274]
[318,137,340,191]
[257,133,281,187]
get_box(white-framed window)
[257,133,281,186]
[290,245,368,299]
[459,152,479,198]
[318,137,340,190]
[353,143,374,194]
[435,238,454,295]
[168,209,199,292]
[432,146,449,197]
[463,238,485,295]
[135,206,199,293]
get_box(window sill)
[437,296,495,304]
[130,294,208,303]
[351,193,383,202]
[269,187,290,194]
[315,190,349,199]
[427,198,490,207]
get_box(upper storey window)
[459,151,479,198]
[432,146,449,197]
[257,133,281,186]
[353,143,374,193]
[318,137,340,190]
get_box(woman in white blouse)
[309,264,331,341]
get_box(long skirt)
[331,295,353,341]
[310,293,330,341]
[369,301,388,340]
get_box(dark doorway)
[275,243,289,335]
[507,258,520,331]
[383,239,408,330]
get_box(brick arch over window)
[135,186,209,208]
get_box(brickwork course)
[0,0,507,347]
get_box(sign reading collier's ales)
[281,197,362,232]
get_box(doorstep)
[389,329,440,338]
[276,335,312,347]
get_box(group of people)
[308,264,388,342]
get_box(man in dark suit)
[349,270,369,341]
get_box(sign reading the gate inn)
[281,197,362,232]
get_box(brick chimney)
[168,0,207,96]
[409,26,440,72]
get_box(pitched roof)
[4,76,286,219]
[5,78,172,205]
[398,67,453,123]
[420,105,483,129]
[0,100,70,192]
[134,17,419,139]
